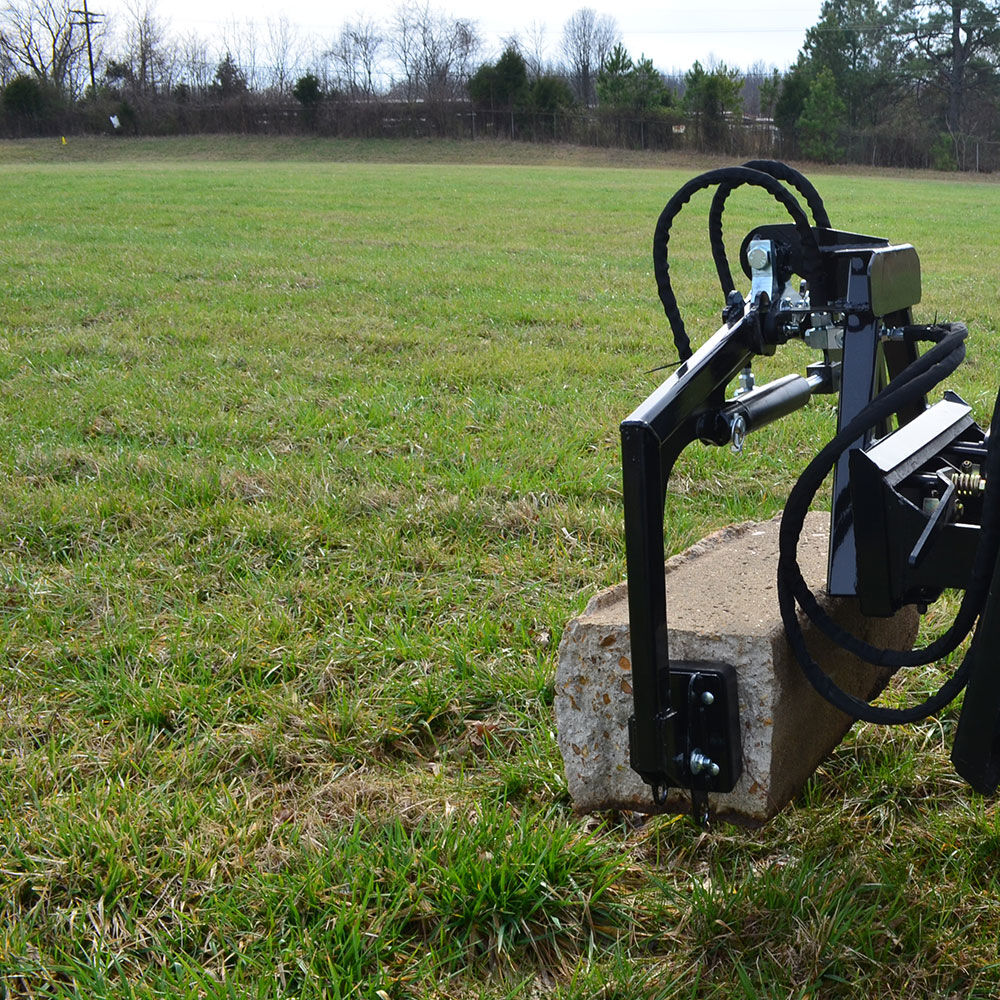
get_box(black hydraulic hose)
[708,160,832,298]
[778,323,1000,723]
[783,325,980,666]
[742,159,832,229]
[653,166,823,363]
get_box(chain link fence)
[4,97,999,172]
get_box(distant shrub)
[931,132,958,171]
[3,75,48,117]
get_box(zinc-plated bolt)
[747,245,769,271]
[689,750,720,777]
[700,691,715,706]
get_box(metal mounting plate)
[666,661,742,793]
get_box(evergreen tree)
[597,45,671,111]
[292,72,322,129]
[292,72,322,105]
[468,46,528,109]
[888,0,1000,139]
[630,56,671,111]
[798,66,848,161]
[595,43,632,107]
[683,61,742,148]
[212,53,248,98]
[528,73,574,112]
[801,0,895,128]
[773,64,812,143]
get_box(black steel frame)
[621,233,926,802]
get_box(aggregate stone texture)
[554,512,919,824]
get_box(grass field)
[2,135,1000,997]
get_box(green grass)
[2,135,1000,996]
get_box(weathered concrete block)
[554,512,919,824]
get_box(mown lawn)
[1,135,1000,997]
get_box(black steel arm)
[621,297,821,797]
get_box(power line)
[633,21,887,35]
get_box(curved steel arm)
[621,306,759,791]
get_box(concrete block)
[554,512,919,824]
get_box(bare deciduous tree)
[560,7,618,105]
[388,2,478,103]
[388,3,420,101]
[523,20,549,81]
[115,0,175,96]
[742,59,778,118]
[221,17,258,92]
[0,0,92,95]
[330,16,383,98]
[0,31,17,85]
[264,16,299,95]
[177,29,212,95]
[303,41,334,96]
[500,21,553,82]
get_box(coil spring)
[953,470,987,498]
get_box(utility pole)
[71,0,104,96]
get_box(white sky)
[105,0,826,75]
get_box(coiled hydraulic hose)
[708,160,832,299]
[778,323,1000,723]
[653,166,823,362]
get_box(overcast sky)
[106,0,826,74]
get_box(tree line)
[2,0,1000,170]
[772,0,1000,169]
